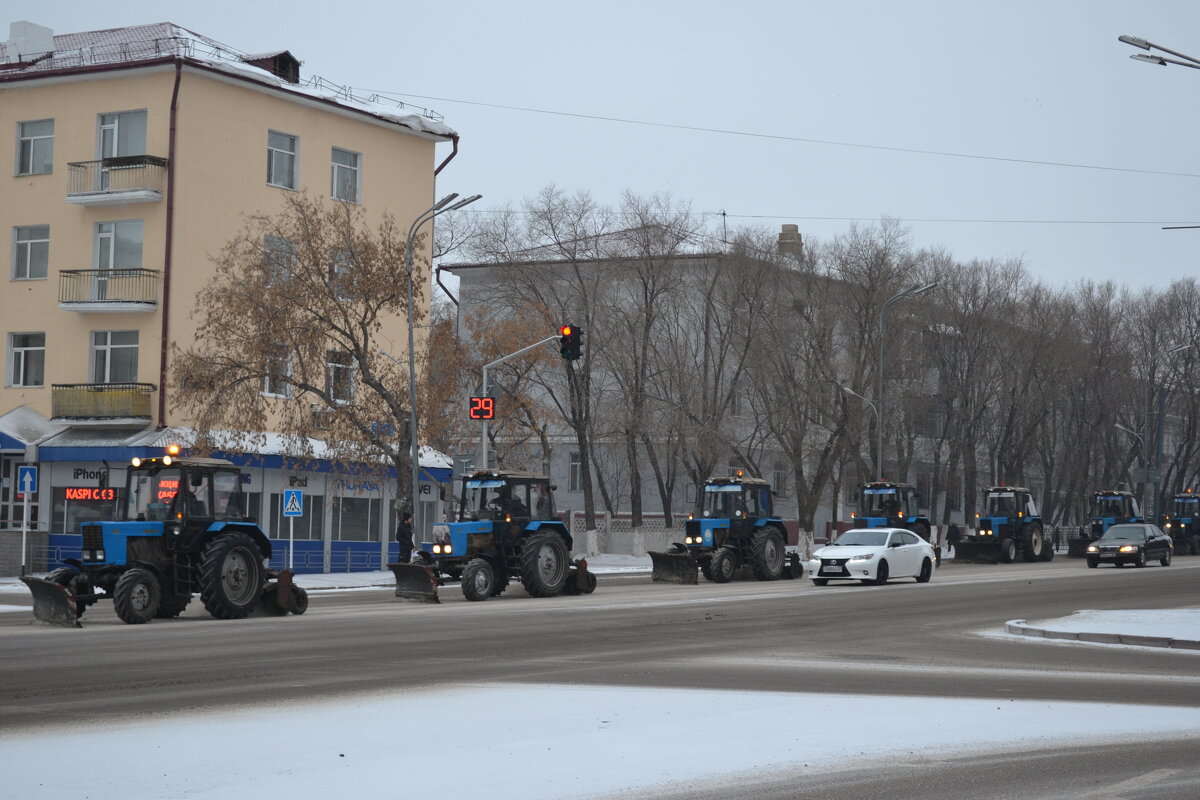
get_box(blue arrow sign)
[283,489,304,517]
[17,465,38,495]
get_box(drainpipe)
[158,59,182,427]
[433,134,459,176]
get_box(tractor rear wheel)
[200,532,264,620]
[520,533,569,597]
[999,538,1018,563]
[709,547,737,583]
[461,558,495,602]
[750,527,786,581]
[1021,525,1044,562]
[113,567,161,624]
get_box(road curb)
[1006,619,1200,650]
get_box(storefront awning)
[0,405,64,452]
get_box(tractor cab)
[684,472,776,550]
[1089,490,1141,537]
[980,486,1039,526]
[852,482,931,541]
[1165,491,1199,523]
[455,470,555,523]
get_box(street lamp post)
[403,192,481,540]
[841,383,880,471]
[1118,35,1200,70]
[1114,422,1146,503]
[877,283,937,481]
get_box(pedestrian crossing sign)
[283,489,304,517]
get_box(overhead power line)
[361,89,1200,181]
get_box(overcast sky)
[22,1,1200,289]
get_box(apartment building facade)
[0,21,455,573]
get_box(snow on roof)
[0,22,456,139]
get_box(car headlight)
[1086,545,1097,552]
[849,553,875,562]
[1119,545,1136,553]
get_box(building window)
[263,346,291,397]
[772,465,789,498]
[568,452,582,492]
[326,350,354,403]
[267,131,298,189]
[98,110,147,158]
[329,247,354,299]
[263,235,296,286]
[91,330,138,384]
[9,333,45,387]
[13,225,49,280]
[17,119,54,175]
[95,220,143,269]
[331,147,360,202]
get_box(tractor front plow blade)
[388,563,441,603]
[21,576,81,627]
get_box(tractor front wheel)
[461,558,495,602]
[709,547,737,583]
[999,538,1018,564]
[200,532,265,620]
[113,567,161,624]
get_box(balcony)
[66,156,168,205]
[59,269,160,312]
[51,383,156,422]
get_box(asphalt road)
[2,557,1199,798]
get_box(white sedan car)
[806,527,937,586]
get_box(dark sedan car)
[1085,523,1173,568]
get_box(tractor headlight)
[432,544,443,554]
[1119,545,1136,553]
[1165,522,1173,529]
[849,553,875,562]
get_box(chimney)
[4,21,54,63]
[777,224,803,260]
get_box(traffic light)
[559,324,582,360]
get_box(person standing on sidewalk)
[395,511,414,564]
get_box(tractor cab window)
[1092,496,1126,518]
[462,478,530,520]
[862,488,901,515]
[212,471,246,520]
[703,484,755,518]
[1173,497,1199,516]
[127,467,182,521]
[532,482,553,519]
[176,471,212,519]
[986,492,1017,517]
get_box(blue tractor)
[1068,489,1142,556]
[22,450,305,626]
[956,485,1052,564]
[650,472,798,584]
[1162,491,1200,555]
[851,481,933,544]
[394,470,594,602]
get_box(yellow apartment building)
[0,21,458,573]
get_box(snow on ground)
[2,683,1199,800]
[1025,609,1200,640]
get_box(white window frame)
[267,131,299,190]
[91,330,139,384]
[8,332,46,387]
[263,346,292,398]
[331,147,361,203]
[13,225,49,280]
[326,350,355,404]
[568,452,582,492]
[97,110,147,159]
[94,220,144,269]
[17,119,54,175]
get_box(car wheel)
[812,578,829,586]
[1135,549,1147,568]
[872,559,889,586]
[1161,549,1172,567]
[916,557,933,583]
[1086,557,1098,568]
